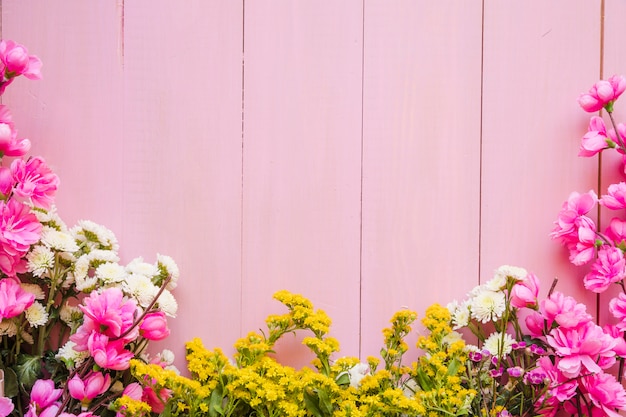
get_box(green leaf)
[16,354,42,389]
[317,389,333,416]
[335,371,350,387]
[414,368,433,391]
[209,385,225,417]
[303,389,324,417]
[2,367,18,398]
[447,358,461,376]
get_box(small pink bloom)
[0,278,34,319]
[0,397,13,417]
[579,116,610,157]
[609,293,626,330]
[0,105,30,157]
[605,217,626,246]
[68,372,111,404]
[88,333,134,371]
[0,40,42,81]
[538,356,578,402]
[578,75,626,112]
[140,311,170,341]
[122,382,143,400]
[10,157,59,209]
[79,287,138,339]
[510,272,540,308]
[566,221,597,266]
[142,386,171,414]
[583,246,626,293]
[601,182,626,210]
[0,199,42,276]
[581,372,626,417]
[551,191,597,246]
[525,311,545,337]
[29,379,62,410]
[540,291,592,329]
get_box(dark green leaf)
[16,354,42,389]
[317,389,333,416]
[2,367,17,398]
[303,389,324,417]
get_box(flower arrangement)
[0,40,180,417]
[119,74,626,417]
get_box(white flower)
[95,262,127,284]
[33,205,68,230]
[347,363,370,388]
[126,257,158,278]
[123,273,160,308]
[56,340,88,370]
[26,245,55,277]
[60,303,83,327]
[88,249,120,264]
[157,254,180,289]
[157,349,176,366]
[495,265,528,283]
[156,289,178,317]
[21,283,45,300]
[484,275,508,292]
[41,228,79,252]
[469,289,506,323]
[442,330,463,346]
[450,300,471,329]
[25,302,48,327]
[71,220,119,251]
[483,332,515,357]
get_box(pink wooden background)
[0,1,623,370]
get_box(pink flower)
[566,221,597,265]
[601,182,626,210]
[140,311,170,341]
[551,190,597,246]
[578,75,626,112]
[0,278,34,319]
[10,157,59,209]
[546,321,617,378]
[581,372,626,417]
[0,397,13,417]
[510,272,540,308]
[27,379,62,416]
[525,311,545,337]
[88,333,134,371]
[122,383,143,400]
[609,293,626,330]
[540,291,591,329]
[68,372,111,404]
[141,386,171,414]
[538,356,578,402]
[583,246,626,293]
[579,116,610,157]
[605,217,626,245]
[0,199,42,276]
[79,287,138,339]
[0,105,30,157]
[0,40,42,81]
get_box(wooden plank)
[361,1,483,360]
[242,1,363,365]
[122,1,244,363]
[481,0,601,312]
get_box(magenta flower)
[79,287,138,339]
[0,199,42,276]
[0,105,30,157]
[605,217,626,245]
[525,310,545,337]
[10,157,59,209]
[551,190,597,246]
[609,293,626,330]
[578,74,626,112]
[0,40,42,81]
[581,372,626,417]
[88,333,134,371]
[566,222,597,265]
[0,397,13,417]
[601,182,626,210]
[68,372,111,405]
[26,379,62,417]
[141,386,171,414]
[546,321,617,378]
[139,311,170,341]
[579,116,611,157]
[540,291,591,329]
[538,356,578,402]
[0,278,34,319]
[583,246,626,293]
[510,272,540,308]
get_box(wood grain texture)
[361,1,483,360]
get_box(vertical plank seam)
[478,0,485,286]
[240,0,246,338]
[359,0,365,360]
[596,0,605,324]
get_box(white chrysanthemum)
[26,245,55,277]
[156,289,178,317]
[495,265,528,283]
[56,340,88,370]
[95,262,127,284]
[75,273,98,292]
[71,220,119,251]
[126,257,159,278]
[450,300,471,329]
[469,289,506,323]
[60,303,83,326]
[157,254,180,289]
[21,283,45,300]
[0,319,17,337]
[164,365,180,374]
[41,228,80,252]
[442,330,463,346]
[347,363,370,388]
[157,349,176,366]
[484,275,508,292]
[88,249,120,264]
[73,255,90,281]
[33,206,68,230]
[483,332,515,357]
[123,273,159,308]
[25,302,49,328]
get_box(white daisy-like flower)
[156,289,178,317]
[71,220,119,251]
[88,249,120,264]
[32,205,68,230]
[449,300,471,329]
[21,283,45,300]
[95,262,127,284]
[347,363,370,388]
[123,273,160,308]
[73,254,90,282]
[164,365,180,374]
[484,275,508,292]
[25,302,49,328]
[495,265,528,283]
[469,289,506,323]
[41,228,80,252]
[157,349,176,366]
[26,245,55,277]
[157,254,180,289]
[60,303,83,326]
[56,340,88,370]
[442,330,463,346]
[0,319,17,337]
[126,257,159,278]
[75,273,98,292]
[483,332,515,357]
